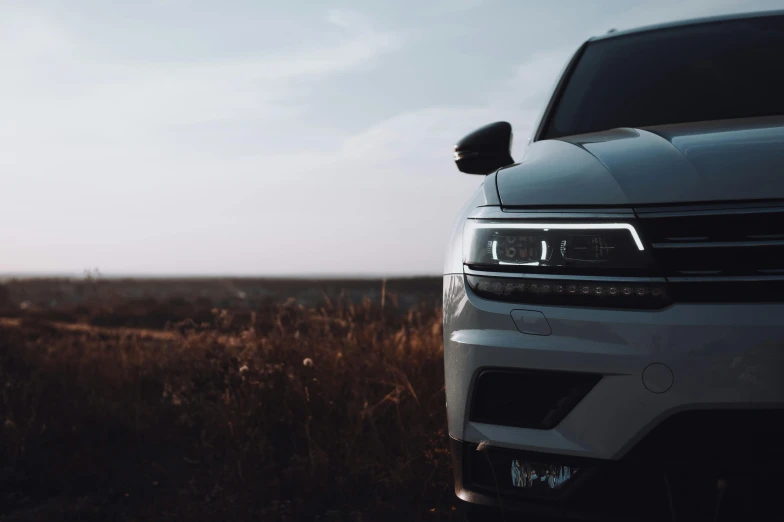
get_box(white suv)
[444,11,784,522]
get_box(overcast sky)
[2,0,782,277]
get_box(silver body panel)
[443,274,784,459]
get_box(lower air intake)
[469,369,602,430]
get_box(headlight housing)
[464,220,653,275]
[463,220,670,308]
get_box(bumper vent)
[469,369,601,430]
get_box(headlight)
[464,220,652,274]
[463,220,670,308]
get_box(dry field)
[0,277,457,521]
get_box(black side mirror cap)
[454,121,514,175]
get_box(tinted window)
[542,15,784,139]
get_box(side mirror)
[454,121,514,175]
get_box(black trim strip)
[464,268,664,282]
[668,275,784,282]
[652,239,784,248]
[635,201,784,216]
[533,44,588,143]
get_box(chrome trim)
[652,240,784,249]
[636,203,784,218]
[463,267,666,283]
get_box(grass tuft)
[0,281,456,521]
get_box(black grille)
[637,207,784,277]
[667,279,784,303]
[469,369,602,429]
[637,206,784,303]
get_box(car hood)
[496,116,784,207]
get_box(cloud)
[0,8,74,65]
[417,0,487,16]
[0,6,414,274]
[334,107,499,165]
[485,48,575,148]
[330,45,574,171]
[0,7,405,135]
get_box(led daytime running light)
[469,222,645,251]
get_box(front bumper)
[443,274,784,519]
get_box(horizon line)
[0,272,442,281]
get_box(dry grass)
[0,280,456,521]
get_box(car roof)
[590,9,784,42]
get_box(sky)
[2,0,782,277]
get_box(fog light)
[466,443,596,499]
[511,460,580,490]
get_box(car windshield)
[541,14,784,139]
